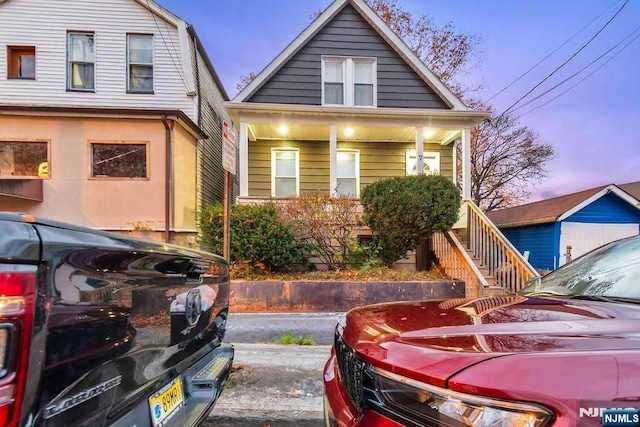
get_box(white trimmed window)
[127,34,154,93]
[336,149,359,197]
[322,57,376,107]
[67,32,95,91]
[271,149,299,197]
[406,150,440,176]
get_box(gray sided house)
[225,0,487,207]
[488,182,640,272]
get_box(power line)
[511,24,640,113]
[518,29,640,118]
[144,0,190,92]
[499,0,629,117]
[484,0,624,104]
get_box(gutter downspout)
[162,116,174,244]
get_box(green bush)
[198,203,308,272]
[360,175,461,266]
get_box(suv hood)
[339,296,640,387]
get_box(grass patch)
[225,374,237,388]
[277,331,315,346]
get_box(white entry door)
[559,222,640,266]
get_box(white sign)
[222,120,237,175]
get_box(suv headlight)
[372,367,553,427]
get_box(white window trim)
[336,148,360,197]
[321,56,377,108]
[406,150,440,176]
[126,33,155,94]
[271,148,300,197]
[67,31,96,92]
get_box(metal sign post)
[221,120,237,262]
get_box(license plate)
[148,377,184,427]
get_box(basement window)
[91,142,148,179]
[7,46,36,79]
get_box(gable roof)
[232,0,468,110]
[488,182,640,228]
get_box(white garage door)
[559,222,640,266]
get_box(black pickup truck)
[0,212,233,427]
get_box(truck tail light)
[0,267,37,427]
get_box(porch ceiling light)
[423,128,436,138]
[277,125,288,135]
[344,127,355,137]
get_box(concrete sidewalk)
[206,343,331,426]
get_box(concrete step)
[483,286,506,297]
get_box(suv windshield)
[519,235,640,300]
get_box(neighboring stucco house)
[488,182,640,272]
[0,0,230,246]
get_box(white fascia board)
[558,184,640,222]
[232,0,349,103]
[134,0,182,27]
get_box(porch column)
[415,126,424,175]
[239,121,248,197]
[461,127,471,201]
[329,124,337,196]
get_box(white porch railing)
[432,231,490,298]
[465,201,538,294]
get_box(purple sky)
[159,0,640,201]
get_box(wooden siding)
[194,47,233,209]
[501,223,558,271]
[248,140,453,197]
[0,0,196,119]
[247,4,449,109]
[564,193,640,223]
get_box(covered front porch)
[224,103,486,203]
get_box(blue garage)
[489,182,640,272]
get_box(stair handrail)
[466,201,538,277]
[445,230,492,288]
[432,230,490,298]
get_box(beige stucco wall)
[0,115,167,230]
[173,124,197,231]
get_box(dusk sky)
[158,0,640,202]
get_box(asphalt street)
[224,312,343,345]
[204,313,341,426]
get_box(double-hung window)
[336,150,359,197]
[127,34,154,93]
[67,32,95,91]
[272,149,299,197]
[322,57,376,107]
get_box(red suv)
[323,235,640,427]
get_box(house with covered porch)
[224,0,536,297]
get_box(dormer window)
[322,56,376,107]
